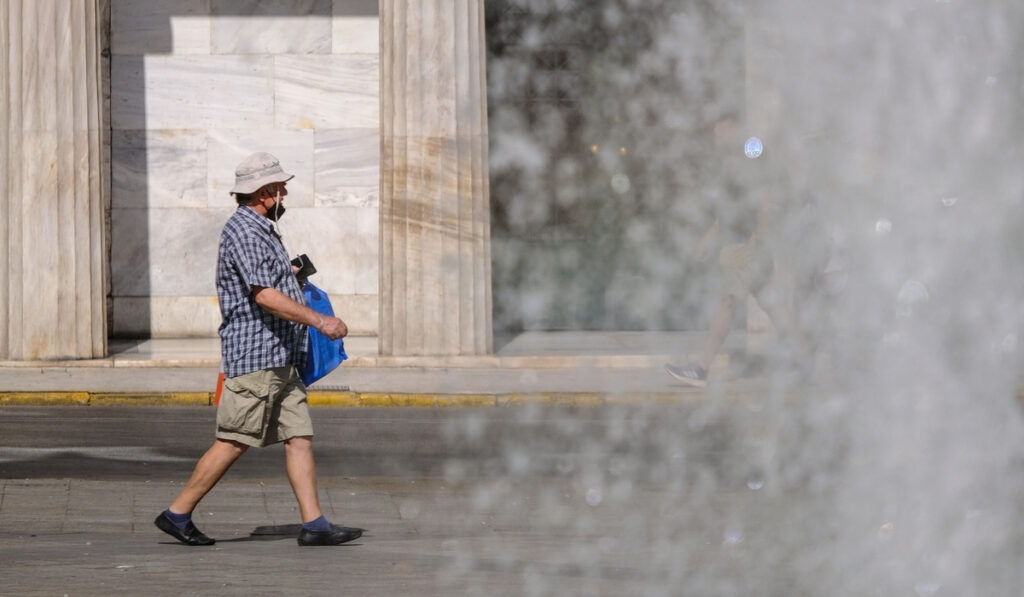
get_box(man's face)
[259,182,288,221]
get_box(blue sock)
[164,509,192,530]
[302,515,331,532]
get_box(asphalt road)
[0,404,749,481]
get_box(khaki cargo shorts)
[216,365,313,447]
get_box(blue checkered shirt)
[217,206,307,378]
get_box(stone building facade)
[1,0,492,360]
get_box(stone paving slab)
[0,477,703,596]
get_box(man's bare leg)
[169,438,248,514]
[283,435,323,523]
[698,293,739,370]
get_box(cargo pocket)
[217,375,269,436]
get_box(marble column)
[0,0,109,360]
[379,0,492,356]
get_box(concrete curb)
[0,390,711,407]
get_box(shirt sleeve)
[233,236,284,290]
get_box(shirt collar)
[237,205,277,237]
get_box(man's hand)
[318,315,348,340]
[253,286,347,339]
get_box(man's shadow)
[218,524,363,544]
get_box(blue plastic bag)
[299,281,348,386]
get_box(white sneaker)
[664,363,708,387]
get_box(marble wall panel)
[274,55,379,129]
[314,128,379,207]
[114,296,222,337]
[353,206,379,295]
[332,0,379,54]
[111,207,230,297]
[112,129,207,209]
[207,129,315,207]
[329,294,377,335]
[111,0,211,55]
[112,55,274,130]
[105,2,383,340]
[279,207,361,296]
[211,0,331,55]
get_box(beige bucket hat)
[230,152,294,195]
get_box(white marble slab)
[112,129,208,209]
[274,55,379,129]
[111,207,230,297]
[352,206,379,294]
[328,293,378,335]
[277,206,362,295]
[314,128,379,207]
[114,288,377,338]
[211,0,332,55]
[111,0,211,55]
[112,55,275,130]
[333,0,379,54]
[113,296,222,337]
[206,129,315,207]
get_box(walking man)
[154,152,363,547]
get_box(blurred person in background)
[666,125,827,386]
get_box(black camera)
[290,254,317,282]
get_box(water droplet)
[941,196,958,207]
[883,331,904,346]
[744,137,763,159]
[896,280,930,318]
[985,75,998,86]
[619,146,628,155]
[611,173,631,194]
[914,581,941,596]
[747,479,764,491]
[723,527,744,545]
[585,487,603,506]
[875,219,892,234]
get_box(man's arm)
[252,286,348,339]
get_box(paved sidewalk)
[1,474,761,596]
[0,406,790,596]
[0,331,770,406]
